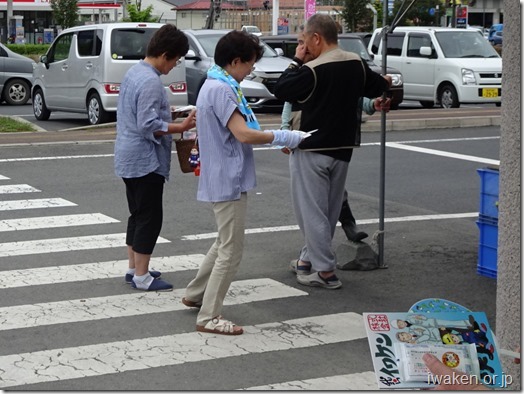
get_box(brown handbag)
[174,136,198,174]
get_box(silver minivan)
[0,42,35,105]
[32,23,188,125]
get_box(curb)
[361,116,501,132]
[2,115,48,132]
[58,121,117,132]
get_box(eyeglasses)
[176,59,182,66]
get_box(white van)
[32,23,188,125]
[368,27,502,108]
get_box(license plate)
[482,88,499,98]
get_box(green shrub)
[6,44,50,60]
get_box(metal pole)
[377,0,417,268]
[377,0,388,268]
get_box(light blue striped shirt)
[114,60,172,180]
[196,79,256,202]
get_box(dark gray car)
[183,29,293,110]
[0,43,35,105]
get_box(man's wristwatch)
[288,57,304,69]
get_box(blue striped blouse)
[196,79,256,202]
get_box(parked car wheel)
[32,88,51,120]
[438,84,460,109]
[420,100,434,108]
[87,93,110,125]
[4,79,31,105]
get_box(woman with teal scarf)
[182,31,308,335]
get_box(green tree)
[340,0,373,32]
[391,0,442,26]
[49,0,79,29]
[123,0,160,22]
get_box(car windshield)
[198,34,278,58]
[111,28,157,60]
[435,31,500,58]
[338,37,372,61]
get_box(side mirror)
[184,49,200,61]
[369,52,374,60]
[274,47,284,56]
[40,54,49,69]
[419,46,433,57]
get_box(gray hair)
[305,14,338,44]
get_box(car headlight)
[389,73,403,87]
[462,68,477,85]
[244,71,256,81]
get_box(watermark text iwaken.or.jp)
[427,372,513,388]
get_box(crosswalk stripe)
[0,233,169,258]
[0,312,365,388]
[0,175,10,180]
[242,372,377,390]
[0,278,307,331]
[0,184,40,194]
[0,198,77,211]
[0,213,119,232]
[0,254,205,289]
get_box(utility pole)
[6,0,13,43]
[451,0,456,27]
[272,0,279,35]
[205,0,221,29]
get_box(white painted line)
[0,254,204,289]
[182,213,478,240]
[0,233,169,258]
[0,154,114,163]
[0,213,119,232]
[0,175,11,180]
[0,312,365,388]
[0,184,40,194]
[0,135,499,160]
[386,142,500,165]
[386,136,499,145]
[0,278,307,331]
[0,198,77,211]
[242,371,377,390]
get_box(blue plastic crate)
[477,243,497,278]
[476,220,498,279]
[476,220,498,249]
[479,214,498,226]
[477,168,499,219]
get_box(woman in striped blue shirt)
[182,31,309,335]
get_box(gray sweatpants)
[290,150,349,272]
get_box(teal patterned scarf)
[207,64,260,130]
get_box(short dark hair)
[305,14,338,44]
[214,30,264,67]
[146,24,189,60]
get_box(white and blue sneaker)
[125,270,161,284]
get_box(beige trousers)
[185,192,247,326]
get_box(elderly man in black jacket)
[274,14,391,289]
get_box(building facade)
[0,0,504,44]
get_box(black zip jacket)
[274,48,389,161]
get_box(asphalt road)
[0,123,501,390]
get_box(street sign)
[456,5,468,28]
